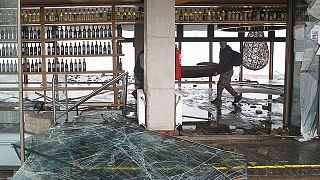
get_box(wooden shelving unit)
[20,4,142,106]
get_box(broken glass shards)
[13,113,247,179]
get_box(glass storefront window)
[290,0,320,138]
[183,25,207,37]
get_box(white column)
[144,0,175,130]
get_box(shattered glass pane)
[13,113,247,179]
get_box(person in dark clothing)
[132,50,144,99]
[211,41,242,105]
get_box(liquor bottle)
[56,59,60,72]
[107,42,111,54]
[34,59,38,72]
[38,43,41,55]
[107,8,112,20]
[123,8,127,20]
[127,8,132,20]
[99,42,102,54]
[92,26,96,38]
[52,43,55,55]
[25,27,29,39]
[78,59,82,71]
[82,41,86,55]
[52,59,56,72]
[103,42,107,54]
[78,26,82,38]
[50,9,54,22]
[64,26,69,39]
[0,28,4,39]
[47,27,51,39]
[183,9,188,21]
[61,43,64,55]
[56,43,60,55]
[108,25,112,37]
[55,9,59,21]
[48,59,51,72]
[82,58,86,71]
[73,42,77,55]
[68,26,73,38]
[1,60,5,72]
[83,26,87,38]
[104,25,108,37]
[29,27,33,40]
[33,43,37,56]
[132,8,137,20]
[99,25,103,37]
[22,43,25,55]
[117,8,121,20]
[70,59,73,72]
[12,44,17,56]
[74,60,78,72]
[38,59,42,72]
[119,42,122,54]
[0,61,2,73]
[25,43,29,56]
[31,59,34,72]
[78,42,81,55]
[60,26,64,38]
[73,26,77,38]
[14,60,17,72]
[61,59,64,72]
[87,26,92,38]
[69,42,73,55]
[45,10,50,21]
[94,41,98,54]
[8,27,13,39]
[9,60,13,72]
[37,27,40,39]
[86,41,90,55]
[33,27,37,39]
[29,44,33,56]
[90,42,94,54]
[95,25,99,38]
[65,43,69,55]
[117,25,122,37]
[189,9,194,21]
[6,60,9,72]
[65,59,68,72]
[26,59,30,72]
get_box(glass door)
[0,0,23,167]
[291,0,320,139]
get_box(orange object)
[175,47,181,80]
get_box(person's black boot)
[211,98,222,106]
[233,95,242,104]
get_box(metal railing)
[52,72,129,124]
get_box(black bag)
[231,50,243,66]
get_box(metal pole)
[18,0,25,164]
[65,74,69,122]
[122,74,128,115]
[52,77,56,125]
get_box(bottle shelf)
[44,37,124,42]
[0,56,18,58]
[22,55,42,58]
[22,39,41,43]
[0,40,17,43]
[44,21,114,25]
[45,54,124,58]
[0,72,17,75]
[115,20,143,24]
[22,70,123,75]
[175,20,286,25]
